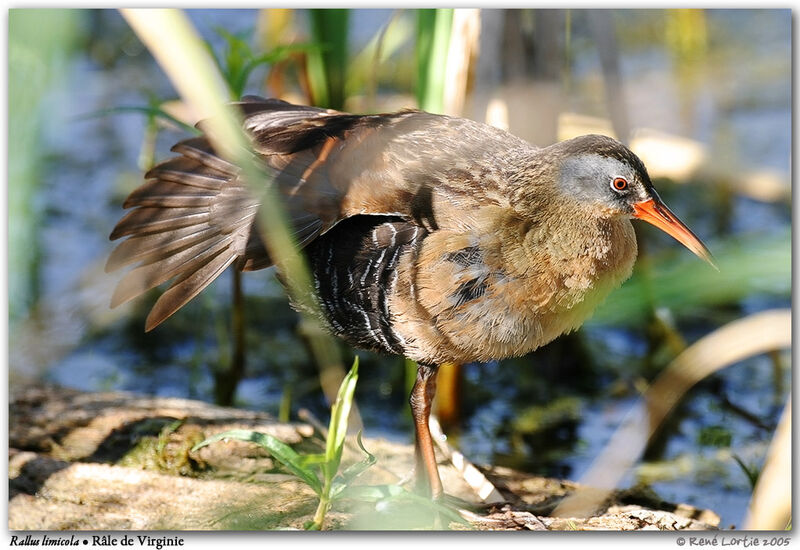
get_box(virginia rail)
[107,97,713,500]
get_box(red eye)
[612,177,628,191]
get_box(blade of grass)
[731,454,760,490]
[9,9,78,324]
[214,27,252,99]
[238,43,319,100]
[75,105,201,135]
[120,9,245,158]
[192,429,323,495]
[310,358,359,529]
[441,9,480,116]
[416,8,453,113]
[307,9,349,109]
[325,357,359,477]
[346,11,413,105]
[330,431,376,499]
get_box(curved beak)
[633,198,717,270]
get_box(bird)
[106,96,714,501]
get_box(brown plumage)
[108,96,713,500]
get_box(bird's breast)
[390,209,637,364]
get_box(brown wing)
[107,96,528,329]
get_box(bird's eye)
[611,177,628,192]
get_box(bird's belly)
[393,216,637,365]
[408,268,625,363]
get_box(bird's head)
[550,134,715,268]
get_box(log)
[9,384,720,530]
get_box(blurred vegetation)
[307,10,349,109]
[415,9,453,113]
[592,230,789,326]
[8,10,81,323]
[7,8,791,529]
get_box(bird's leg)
[409,363,443,500]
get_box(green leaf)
[235,43,319,99]
[344,431,377,479]
[193,429,322,495]
[295,452,328,469]
[75,105,200,135]
[330,431,377,499]
[732,454,760,490]
[324,357,359,481]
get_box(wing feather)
[110,235,235,308]
[145,249,238,331]
[108,96,528,328]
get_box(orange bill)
[632,198,717,270]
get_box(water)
[9,9,791,528]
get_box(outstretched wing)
[107,97,525,329]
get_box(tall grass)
[307,9,349,109]
[415,9,453,113]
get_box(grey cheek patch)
[558,154,636,205]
